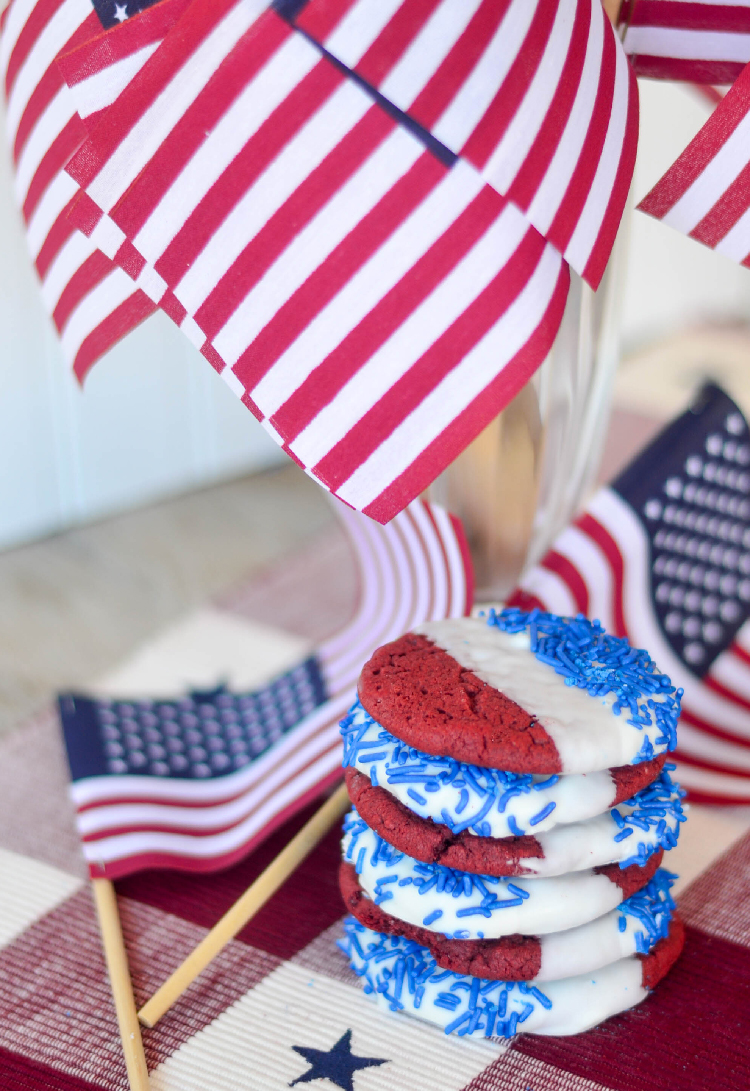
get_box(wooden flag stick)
[92,878,150,1091]
[138,781,351,1029]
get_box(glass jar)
[428,207,630,600]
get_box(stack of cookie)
[337,609,686,1038]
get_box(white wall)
[0,102,284,551]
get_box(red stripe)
[583,56,639,289]
[52,248,112,330]
[363,266,569,524]
[159,287,187,325]
[194,97,391,341]
[546,13,616,254]
[229,151,446,394]
[152,57,341,288]
[459,0,557,171]
[108,9,290,240]
[64,0,244,188]
[541,550,590,615]
[629,2,750,33]
[68,189,104,236]
[35,199,78,278]
[691,157,750,248]
[57,0,190,88]
[407,0,511,130]
[72,288,156,381]
[4,0,65,99]
[576,512,627,637]
[272,185,504,445]
[294,0,358,42]
[354,0,437,88]
[680,785,750,805]
[627,55,745,84]
[731,641,750,669]
[114,238,146,279]
[506,0,591,214]
[22,113,87,222]
[639,62,750,220]
[201,339,227,374]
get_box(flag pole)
[91,878,150,1090]
[138,781,351,1029]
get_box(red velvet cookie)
[340,860,682,983]
[345,761,674,877]
[357,615,680,774]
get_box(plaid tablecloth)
[1,528,750,1091]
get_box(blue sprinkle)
[422,909,443,926]
[407,789,427,806]
[614,828,634,841]
[455,788,469,815]
[532,775,560,791]
[355,847,366,874]
[508,815,525,837]
[506,883,530,900]
[529,801,556,826]
[370,764,378,787]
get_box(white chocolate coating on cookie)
[342,919,649,1037]
[343,700,617,837]
[416,617,674,774]
[343,815,641,938]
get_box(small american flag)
[509,383,750,805]
[0,0,158,380]
[2,0,637,522]
[638,57,750,269]
[57,497,473,880]
[621,0,750,85]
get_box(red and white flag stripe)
[68,497,473,879]
[299,0,638,290]
[57,0,571,522]
[622,0,750,85]
[510,486,750,804]
[638,59,750,268]
[1,0,155,379]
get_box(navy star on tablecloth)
[290,1029,388,1091]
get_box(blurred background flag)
[509,383,750,805]
[0,0,157,380]
[57,497,472,880]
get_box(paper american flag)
[56,496,473,880]
[509,382,750,805]
[2,0,638,521]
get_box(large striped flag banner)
[508,382,750,806]
[1,0,637,521]
[57,496,472,880]
[58,0,637,522]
